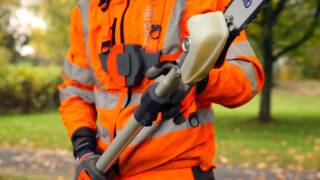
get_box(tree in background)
[249,0,320,122]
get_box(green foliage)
[0,64,62,113]
[0,47,11,70]
[288,29,320,79]
[29,0,77,63]
[248,0,320,79]
[0,0,20,63]
[1,0,76,63]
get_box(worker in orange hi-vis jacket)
[59,0,265,179]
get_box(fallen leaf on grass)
[295,166,304,172]
[293,155,305,163]
[256,162,267,169]
[287,148,297,155]
[240,149,252,157]
[260,149,267,155]
[287,164,295,170]
[19,138,28,145]
[271,163,279,168]
[57,176,65,180]
[275,173,285,180]
[266,155,277,162]
[219,156,229,164]
[280,140,287,146]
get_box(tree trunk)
[258,4,273,123]
[259,53,273,122]
[21,81,32,114]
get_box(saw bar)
[224,0,269,32]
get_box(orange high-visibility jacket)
[59,0,264,177]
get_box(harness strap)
[99,44,161,86]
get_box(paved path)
[0,148,319,179]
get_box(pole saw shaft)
[96,119,143,173]
[96,68,181,173]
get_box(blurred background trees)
[248,0,320,122]
[0,0,76,113]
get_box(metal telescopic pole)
[96,68,181,173]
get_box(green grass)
[0,111,70,150]
[0,95,319,170]
[214,95,320,171]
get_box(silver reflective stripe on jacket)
[94,89,120,109]
[78,0,106,91]
[94,90,143,109]
[125,108,215,146]
[97,125,110,144]
[229,60,258,96]
[78,0,89,53]
[163,0,186,54]
[121,93,143,108]
[226,41,256,60]
[59,86,95,104]
[64,60,94,85]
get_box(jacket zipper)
[120,0,133,109]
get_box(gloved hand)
[72,127,113,180]
[136,61,192,126]
[134,82,190,126]
[75,152,113,180]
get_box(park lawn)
[0,95,319,171]
[214,95,320,171]
[0,111,70,150]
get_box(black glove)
[75,153,113,180]
[134,83,190,126]
[137,61,193,126]
[71,127,98,159]
[72,127,113,180]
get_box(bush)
[0,63,62,113]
